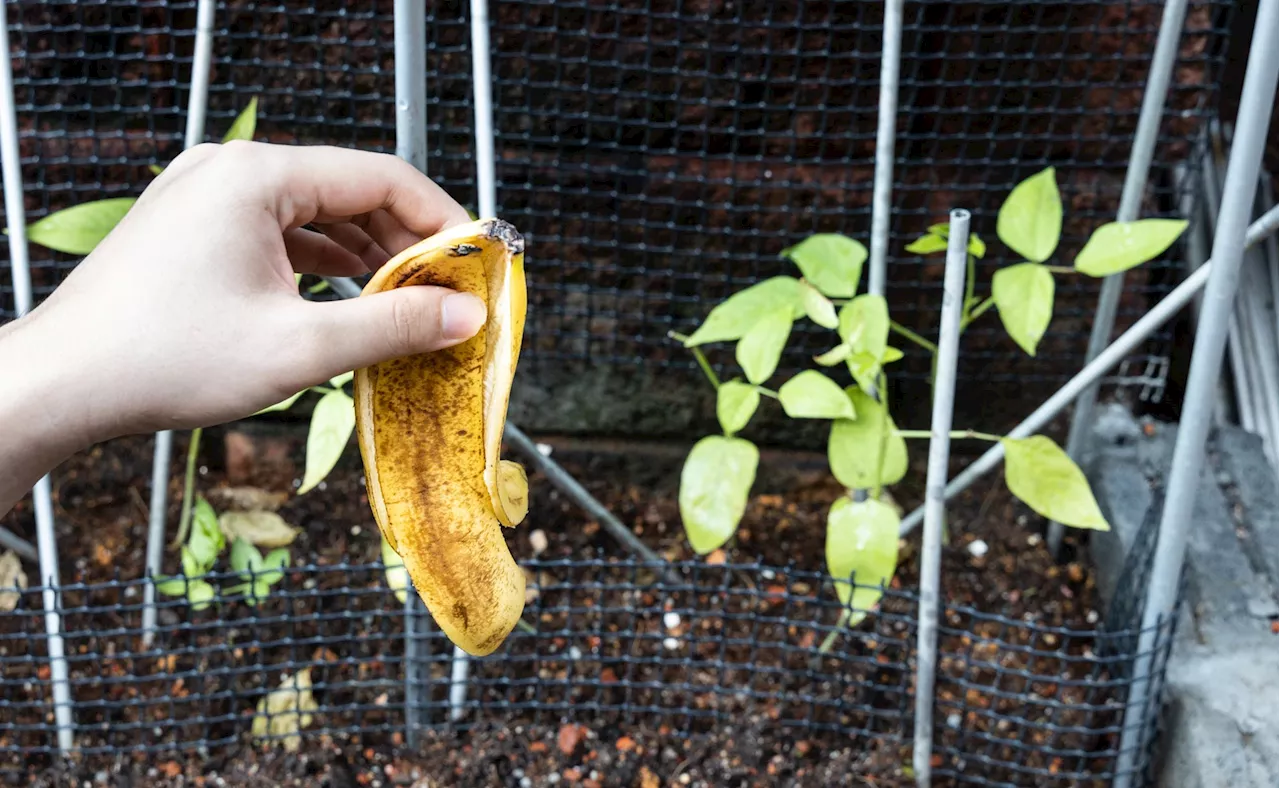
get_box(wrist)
[0,313,105,502]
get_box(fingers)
[282,228,372,277]
[224,142,471,238]
[311,222,391,269]
[346,209,426,258]
[287,286,487,382]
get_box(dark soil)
[3,421,1119,788]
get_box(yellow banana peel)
[354,218,528,657]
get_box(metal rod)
[898,206,1280,537]
[393,0,431,742]
[1114,5,1278,784]
[1049,0,1190,557]
[0,526,36,561]
[866,0,904,299]
[0,0,74,753]
[911,209,970,786]
[142,0,218,650]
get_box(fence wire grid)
[1,550,1180,787]
[0,0,1238,397]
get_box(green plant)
[675,167,1186,637]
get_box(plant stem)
[888,321,938,354]
[818,609,852,653]
[895,429,1002,442]
[669,331,722,389]
[961,296,996,329]
[871,372,890,501]
[755,387,779,399]
[1045,265,1075,274]
[964,253,976,325]
[169,427,203,550]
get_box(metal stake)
[896,206,1279,537]
[142,0,218,649]
[1050,0,1191,556]
[867,0,904,298]
[911,209,970,786]
[392,0,431,744]
[0,0,74,753]
[1113,3,1278,784]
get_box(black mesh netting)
[1,556,1179,787]
[0,0,1236,396]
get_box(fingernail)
[440,292,487,340]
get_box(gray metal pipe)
[866,0,904,299]
[912,209,970,786]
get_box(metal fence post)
[141,0,218,649]
[0,0,74,754]
[392,0,431,744]
[911,209,970,786]
[867,0,904,299]
[1113,2,1278,784]
[1049,0,1190,557]
[896,204,1280,537]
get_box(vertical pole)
[393,0,429,744]
[867,0,904,299]
[911,209,970,786]
[1050,0,1190,556]
[443,0,500,725]
[1113,3,1278,785]
[0,0,74,754]
[142,0,218,649]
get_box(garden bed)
[0,423,1164,787]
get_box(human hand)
[0,141,486,506]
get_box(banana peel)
[354,218,528,657]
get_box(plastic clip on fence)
[392,0,432,744]
[897,205,1280,538]
[911,209,969,787]
[141,0,218,652]
[1049,0,1191,558]
[1113,2,1279,784]
[0,0,73,752]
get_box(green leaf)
[992,262,1055,356]
[968,233,986,259]
[716,380,760,436]
[24,197,136,256]
[997,167,1062,263]
[229,537,262,575]
[187,498,225,572]
[825,498,900,624]
[684,277,802,346]
[223,582,253,597]
[307,280,331,294]
[905,234,948,255]
[255,390,306,415]
[155,577,188,597]
[778,370,857,420]
[847,351,882,395]
[735,307,792,384]
[1002,436,1109,531]
[800,283,838,329]
[838,295,889,393]
[780,234,867,298]
[328,370,354,388]
[828,388,908,489]
[381,536,408,604]
[298,390,356,494]
[1073,219,1189,277]
[814,343,853,367]
[179,547,203,579]
[186,580,216,611]
[148,164,164,176]
[678,435,759,555]
[222,97,259,143]
[261,548,291,585]
[881,346,904,364]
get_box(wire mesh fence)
[0,0,1238,398]
[1,552,1178,787]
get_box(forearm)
[0,316,99,515]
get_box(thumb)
[292,286,487,381]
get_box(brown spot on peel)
[353,218,529,657]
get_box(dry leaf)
[207,486,289,512]
[219,510,299,548]
[0,551,27,611]
[251,667,319,751]
[637,766,659,788]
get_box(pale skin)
[0,141,489,516]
